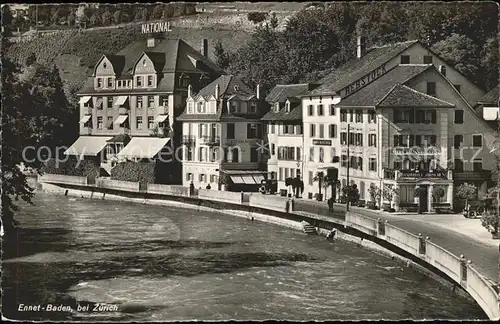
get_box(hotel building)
[261,83,319,195]
[178,75,268,191]
[300,37,496,211]
[67,35,223,180]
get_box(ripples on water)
[2,193,487,321]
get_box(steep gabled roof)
[477,84,499,105]
[265,83,318,103]
[192,75,254,101]
[338,65,432,107]
[377,84,454,108]
[308,40,419,96]
[261,104,302,121]
[105,55,126,76]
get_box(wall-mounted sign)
[343,64,387,97]
[392,146,441,156]
[225,139,260,144]
[313,139,332,146]
[141,21,172,34]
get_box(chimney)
[188,84,192,97]
[356,36,366,59]
[256,84,260,99]
[201,39,208,57]
[215,83,220,99]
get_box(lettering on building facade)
[141,22,172,34]
[343,64,387,97]
[312,139,332,146]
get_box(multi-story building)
[301,37,495,211]
[262,83,318,195]
[178,75,268,191]
[66,35,223,180]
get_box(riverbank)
[36,183,476,303]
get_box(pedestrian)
[206,183,211,190]
[327,197,334,212]
[189,181,195,195]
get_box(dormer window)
[97,78,103,88]
[274,103,280,113]
[230,101,237,113]
[142,59,146,66]
[285,102,290,113]
[103,62,107,69]
[136,76,142,87]
[249,102,257,114]
[147,75,154,87]
[107,77,113,88]
[197,102,205,113]
[234,85,239,91]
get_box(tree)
[25,52,37,66]
[162,5,174,19]
[90,12,101,26]
[268,12,279,29]
[101,10,112,26]
[2,4,13,27]
[368,183,381,208]
[432,186,445,203]
[51,9,60,25]
[152,4,163,20]
[67,12,76,26]
[214,40,231,71]
[247,12,268,24]
[455,182,478,208]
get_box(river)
[2,193,486,321]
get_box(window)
[97,116,103,129]
[423,56,433,64]
[426,82,436,96]
[400,55,410,64]
[107,116,113,130]
[341,155,347,167]
[199,174,206,182]
[251,147,258,162]
[271,124,275,134]
[161,96,168,107]
[349,109,354,122]
[137,96,143,108]
[271,143,275,155]
[199,147,206,162]
[473,159,483,172]
[356,133,363,146]
[136,116,143,129]
[107,96,113,108]
[296,147,301,161]
[439,65,446,77]
[136,76,142,87]
[148,116,154,129]
[340,109,347,122]
[454,159,464,172]
[97,78,103,88]
[309,147,314,162]
[308,105,313,116]
[356,109,363,123]
[369,134,377,147]
[308,171,313,185]
[317,104,324,116]
[454,135,463,149]
[340,132,347,145]
[247,123,260,139]
[454,110,464,124]
[454,84,461,93]
[279,168,283,181]
[329,104,336,115]
[107,77,113,88]
[472,135,482,148]
[428,110,437,124]
[284,168,289,179]
[319,124,324,138]
[186,147,194,161]
[310,124,316,137]
[148,96,154,108]
[369,158,377,171]
[331,147,336,162]
[249,102,257,113]
[368,110,376,123]
[197,102,205,113]
[319,147,324,163]
[227,123,235,139]
[147,75,153,87]
[210,175,217,183]
[329,124,337,138]
[350,156,357,169]
[358,157,363,170]
[230,101,237,113]
[186,173,193,181]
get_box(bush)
[41,157,99,178]
[111,161,156,184]
[481,213,499,234]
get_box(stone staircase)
[301,221,318,235]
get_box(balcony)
[181,135,196,145]
[200,135,220,146]
[453,170,491,182]
[383,168,452,181]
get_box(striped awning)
[79,115,91,124]
[79,96,91,104]
[230,175,245,184]
[116,137,171,159]
[114,96,128,106]
[155,115,168,123]
[64,136,113,156]
[114,115,128,125]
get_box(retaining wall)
[95,179,140,192]
[38,174,88,186]
[198,189,243,204]
[147,184,191,197]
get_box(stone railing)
[147,184,191,197]
[345,212,378,236]
[466,266,500,320]
[248,193,291,213]
[198,189,243,204]
[384,223,421,256]
[424,240,463,283]
[95,179,140,192]
[38,174,89,186]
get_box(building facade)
[178,75,268,191]
[300,37,494,211]
[262,84,318,195]
[67,35,223,180]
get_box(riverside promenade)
[293,199,499,285]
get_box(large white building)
[178,75,267,191]
[300,37,496,212]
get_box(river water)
[2,193,486,321]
